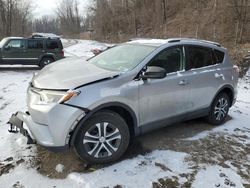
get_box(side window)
[46,40,59,49]
[148,47,183,74]
[185,46,214,70]
[214,49,225,64]
[27,40,43,49]
[6,40,25,48]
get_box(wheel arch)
[212,84,235,107]
[39,54,56,63]
[69,102,139,147]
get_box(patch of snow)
[68,150,191,188]
[0,166,81,188]
[0,71,35,161]
[0,150,190,188]
[64,40,108,58]
[55,164,65,173]
[128,39,168,45]
[32,33,61,38]
[192,165,245,188]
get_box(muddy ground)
[28,117,249,188]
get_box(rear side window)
[46,40,59,49]
[28,40,43,49]
[185,46,214,70]
[214,49,225,64]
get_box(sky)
[31,0,88,18]
[32,0,60,18]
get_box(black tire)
[207,92,230,125]
[74,110,130,164]
[39,57,54,68]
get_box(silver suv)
[9,38,239,164]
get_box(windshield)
[89,44,156,72]
[0,38,8,48]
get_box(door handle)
[178,80,188,86]
[215,73,224,79]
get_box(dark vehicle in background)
[0,34,64,68]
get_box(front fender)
[68,102,140,147]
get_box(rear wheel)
[39,57,54,68]
[207,92,230,125]
[74,111,130,164]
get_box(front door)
[2,39,27,64]
[139,46,192,126]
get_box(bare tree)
[0,0,32,38]
[33,16,60,34]
[56,0,82,38]
[230,0,250,44]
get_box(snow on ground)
[63,40,108,58]
[0,150,190,188]
[192,165,245,188]
[0,39,249,188]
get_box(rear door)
[183,45,224,112]
[26,39,44,64]
[45,39,63,60]
[2,39,27,64]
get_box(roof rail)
[199,39,221,47]
[167,38,221,47]
[129,38,153,41]
[31,33,61,39]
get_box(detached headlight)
[38,89,81,104]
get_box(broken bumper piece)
[8,112,35,144]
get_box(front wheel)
[207,92,230,125]
[74,111,130,164]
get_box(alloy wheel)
[214,97,229,121]
[83,122,122,158]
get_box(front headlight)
[38,89,81,104]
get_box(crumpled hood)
[32,57,120,90]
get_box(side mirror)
[141,66,167,80]
[4,46,10,50]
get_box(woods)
[88,0,250,44]
[0,0,250,45]
[0,0,32,38]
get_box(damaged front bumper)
[7,84,87,152]
[8,106,85,152]
[8,112,35,145]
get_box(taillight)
[61,49,64,57]
[233,65,240,74]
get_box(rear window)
[214,49,225,64]
[46,40,60,49]
[28,40,43,49]
[185,46,214,70]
